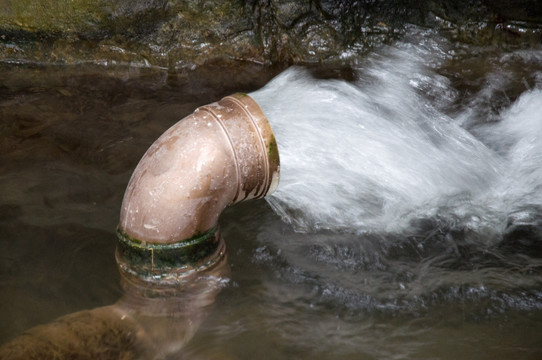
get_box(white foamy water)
[250,37,542,236]
[482,89,542,207]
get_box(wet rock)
[500,207,542,258]
[0,0,541,67]
[427,0,542,46]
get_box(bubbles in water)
[484,89,542,206]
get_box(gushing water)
[247,34,542,323]
[250,35,542,240]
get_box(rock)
[0,0,541,67]
[500,207,542,258]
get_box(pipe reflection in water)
[116,251,230,358]
[0,245,230,359]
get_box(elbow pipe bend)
[116,94,280,282]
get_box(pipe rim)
[198,93,280,203]
[228,93,280,199]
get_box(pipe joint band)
[115,226,225,283]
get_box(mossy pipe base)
[116,226,225,284]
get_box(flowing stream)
[0,27,541,359]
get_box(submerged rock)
[0,0,541,67]
[500,207,542,258]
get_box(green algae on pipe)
[116,226,225,283]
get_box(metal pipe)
[116,93,280,281]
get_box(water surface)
[1,28,541,359]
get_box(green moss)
[267,135,280,164]
[1,0,107,33]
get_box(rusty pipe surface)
[118,93,279,246]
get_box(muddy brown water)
[1,37,542,359]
